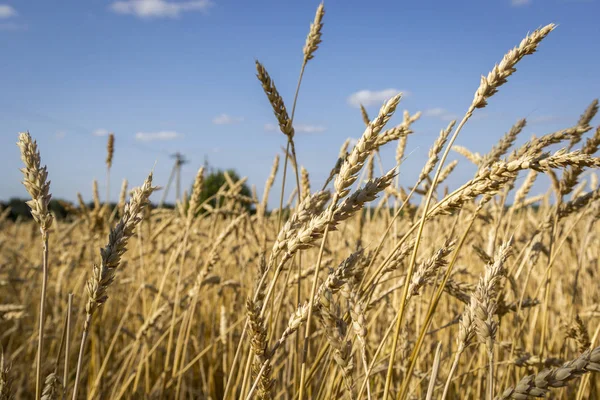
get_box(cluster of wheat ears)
[2,4,600,400]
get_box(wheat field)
[2,4,600,400]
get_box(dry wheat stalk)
[72,172,156,400]
[17,132,53,400]
[442,241,512,400]
[317,290,355,399]
[0,352,13,400]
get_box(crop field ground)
[2,3,600,400]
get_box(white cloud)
[0,5,17,19]
[56,131,66,139]
[264,123,325,134]
[212,113,244,125]
[264,123,277,132]
[110,0,212,19]
[93,129,110,136]
[296,124,326,133]
[135,131,182,141]
[347,88,406,108]
[423,108,458,122]
[511,0,532,6]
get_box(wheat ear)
[17,132,53,400]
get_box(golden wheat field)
[3,3,600,400]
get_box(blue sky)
[1,0,599,207]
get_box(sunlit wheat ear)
[472,24,555,109]
[513,170,538,208]
[561,126,600,195]
[255,61,294,138]
[471,241,512,348]
[407,240,455,299]
[118,179,128,213]
[340,138,351,158]
[452,145,482,165]
[396,134,408,166]
[419,121,455,182]
[569,99,599,149]
[303,2,325,64]
[335,93,402,198]
[17,132,53,235]
[268,190,330,265]
[435,160,459,189]
[259,155,279,219]
[479,118,526,169]
[300,166,310,200]
[360,104,370,126]
[85,172,157,324]
[375,110,421,148]
[187,167,204,225]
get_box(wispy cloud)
[135,131,182,141]
[110,0,213,19]
[0,21,27,31]
[511,0,532,7]
[93,129,110,137]
[56,131,66,139]
[347,88,406,108]
[423,108,459,122]
[264,123,326,134]
[0,5,17,19]
[212,113,244,125]
[529,115,561,124]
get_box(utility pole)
[159,152,188,207]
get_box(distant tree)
[195,169,253,213]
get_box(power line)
[159,152,189,207]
